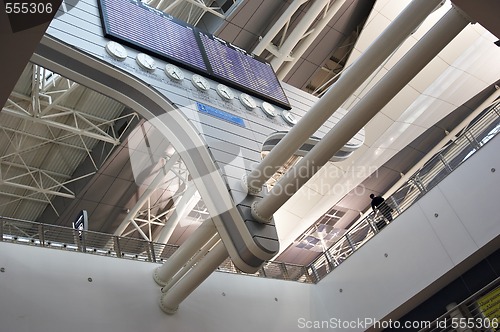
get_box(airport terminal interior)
[0,0,500,331]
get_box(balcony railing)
[307,100,500,283]
[0,216,314,283]
[418,276,500,332]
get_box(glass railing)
[1,100,499,284]
[307,100,500,283]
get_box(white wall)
[0,241,313,332]
[1,131,499,332]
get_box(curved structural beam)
[252,5,471,223]
[32,35,277,273]
[243,0,446,194]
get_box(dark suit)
[371,196,393,222]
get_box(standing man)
[370,193,393,223]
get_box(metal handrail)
[307,101,500,283]
[418,276,500,332]
[0,216,313,283]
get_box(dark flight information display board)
[199,33,289,108]
[99,0,206,71]
[98,0,291,109]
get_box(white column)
[159,240,228,314]
[270,0,330,71]
[244,0,446,194]
[252,0,308,56]
[252,5,470,222]
[161,235,221,293]
[114,153,179,239]
[276,0,347,80]
[153,218,217,286]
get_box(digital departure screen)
[199,33,290,108]
[98,0,291,109]
[99,0,206,71]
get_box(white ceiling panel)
[374,122,427,151]
[379,85,420,121]
[377,0,409,21]
[361,112,394,147]
[352,10,391,53]
[408,57,449,94]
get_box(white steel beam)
[0,161,71,180]
[0,191,49,204]
[0,125,89,153]
[243,0,446,194]
[276,0,346,80]
[2,106,119,145]
[177,0,225,18]
[114,153,179,239]
[0,179,75,199]
[39,81,79,116]
[9,91,120,124]
[270,0,330,71]
[155,183,199,244]
[253,0,308,56]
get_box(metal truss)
[0,64,138,217]
[253,0,350,89]
[114,153,201,242]
[146,0,236,26]
[4,94,121,145]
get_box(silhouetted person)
[370,194,393,230]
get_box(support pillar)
[252,5,470,222]
[153,218,217,286]
[244,0,445,195]
[161,235,220,293]
[159,240,228,314]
